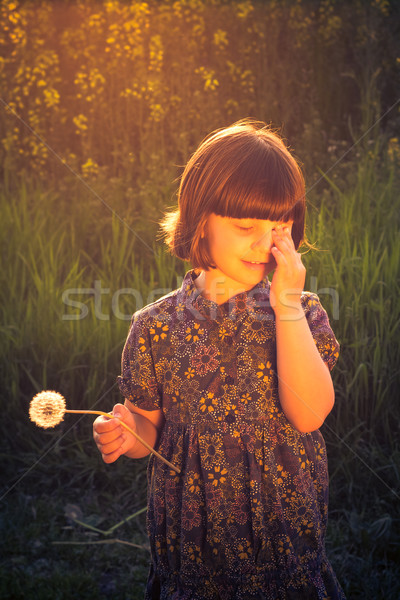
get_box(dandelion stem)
[66,410,180,474]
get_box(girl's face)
[199,213,293,303]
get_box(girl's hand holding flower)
[93,403,138,464]
[30,391,179,472]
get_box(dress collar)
[177,270,273,321]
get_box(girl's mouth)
[241,260,267,270]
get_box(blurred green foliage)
[1,0,399,191]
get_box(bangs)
[212,143,304,224]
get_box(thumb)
[112,403,127,420]
[112,403,137,432]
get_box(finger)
[94,425,123,447]
[271,244,289,269]
[100,437,125,458]
[97,430,126,457]
[101,428,137,463]
[112,403,127,419]
[101,445,125,464]
[93,415,120,434]
[282,226,296,248]
[112,403,137,433]
[272,247,289,276]
[272,228,294,253]
[272,229,289,249]
[272,239,299,270]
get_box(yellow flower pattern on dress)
[149,320,169,342]
[117,270,345,600]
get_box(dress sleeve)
[302,292,340,372]
[116,311,162,410]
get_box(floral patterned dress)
[118,270,345,600]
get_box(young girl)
[93,120,345,599]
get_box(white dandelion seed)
[29,390,66,428]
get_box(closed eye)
[235,225,253,232]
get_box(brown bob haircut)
[161,119,306,270]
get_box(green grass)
[304,149,400,442]
[1,138,399,598]
[0,452,150,600]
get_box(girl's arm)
[93,400,164,463]
[274,311,335,433]
[270,226,335,433]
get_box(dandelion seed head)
[29,390,66,428]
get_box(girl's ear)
[199,217,208,239]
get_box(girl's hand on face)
[270,225,306,318]
[93,403,137,463]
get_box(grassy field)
[1,1,399,597]
[0,136,399,598]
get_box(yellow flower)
[29,391,66,428]
[388,137,400,163]
[188,473,201,493]
[73,114,88,134]
[185,367,195,379]
[188,544,202,563]
[207,466,228,487]
[276,464,289,485]
[196,66,219,91]
[43,87,60,108]
[256,361,273,384]
[238,540,252,559]
[199,392,217,413]
[185,322,204,343]
[213,29,228,48]
[138,336,147,353]
[150,320,169,342]
[81,157,99,178]
[277,536,292,555]
[240,393,251,404]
